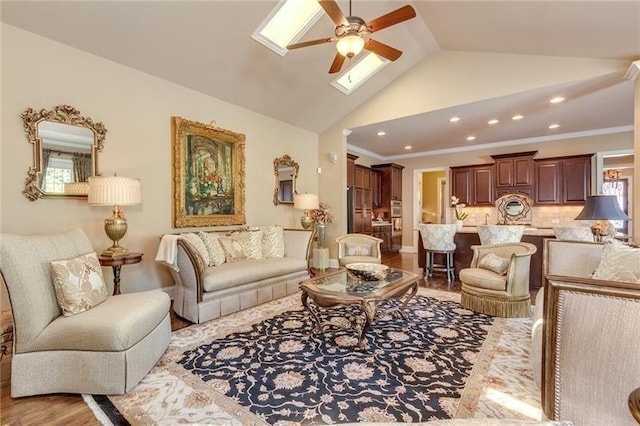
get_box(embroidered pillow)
[478,253,510,275]
[218,236,247,263]
[198,232,225,266]
[346,243,372,257]
[181,233,211,266]
[50,252,109,317]
[592,240,640,283]
[229,230,264,259]
[249,225,285,258]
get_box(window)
[602,178,629,234]
[43,157,74,193]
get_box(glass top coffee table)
[300,267,419,350]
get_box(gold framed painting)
[172,116,246,227]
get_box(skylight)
[331,53,389,95]
[252,0,323,56]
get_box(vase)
[456,219,464,230]
[316,223,327,248]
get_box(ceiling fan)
[287,0,416,74]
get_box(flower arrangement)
[311,202,335,224]
[451,196,469,220]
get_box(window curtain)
[73,153,92,182]
[39,148,52,187]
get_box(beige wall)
[0,25,319,309]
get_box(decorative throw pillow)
[346,243,372,256]
[181,233,211,266]
[218,236,248,263]
[592,240,640,283]
[50,252,109,317]
[249,225,285,258]
[229,229,264,259]
[198,232,225,266]
[478,253,510,275]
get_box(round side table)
[98,252,143,295]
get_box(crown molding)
[623,60,640,81]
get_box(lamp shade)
[575,195,630,221]
[88,176,142,206]
[294,193,319,210]
[336,34,365,58]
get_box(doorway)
[420,170,447,224]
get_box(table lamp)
[575,195,630,241]
[88,175,142,257]
[294,193,319,230]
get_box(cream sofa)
[164,228,314,324]
[533,239,640,425]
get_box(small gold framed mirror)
[273,155,299,205]
[21,105,106,201]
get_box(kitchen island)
[417,226,555,290]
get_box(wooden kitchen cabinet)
[347,153,357,187]
[450,164,495,206]
[534,154,592,205]
[371,169,382,208]
[372,224,392,252]
[492,151,536,199]
[371,163,404,206]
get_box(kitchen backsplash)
[461,205,589,228]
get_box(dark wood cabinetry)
[372,225,392,251]
[371,169,382,208]
[534,154,592,205]
[347,153,357,187]
[371,163,404,206]
[352,164,373,234]
[492,151,536,198]
[450,165,495,206]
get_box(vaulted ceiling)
[2,1,639,158]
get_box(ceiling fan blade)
[319,0,348,26]
[367,5,416,33]
[287,37,334,50]
[365,39,402,61]
[329,53,346,74]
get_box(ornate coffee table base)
[301,281,418,350]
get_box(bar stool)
[418,224,457,282]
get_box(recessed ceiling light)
[449,117,460,123]
[488,119,499,125]
[404,145,412,150]
[548,123,560,129]
[466,136,476,141]
[252,0,323,56]
[550,96,565,104]
[377,131,386,136]
[512,114,524,120]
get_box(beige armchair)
[336,234,382,266]
[535,239,640,426]
[459,242,537,317]
[0,229,171,397]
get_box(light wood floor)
[0,251,457,425]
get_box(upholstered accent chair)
[0,229,171,397]
[476,225,525,245]
[552,226,594,241]
[418,224,457,282]
[336,234,383,266]
[459,242,537,317]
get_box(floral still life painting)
[172,116,246,227]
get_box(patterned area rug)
[85,288,541,425]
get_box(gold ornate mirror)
[21,105,106,201]
[273,155,299,205]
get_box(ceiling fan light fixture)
[336,33,365,58]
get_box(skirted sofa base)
[167,228,314,324]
